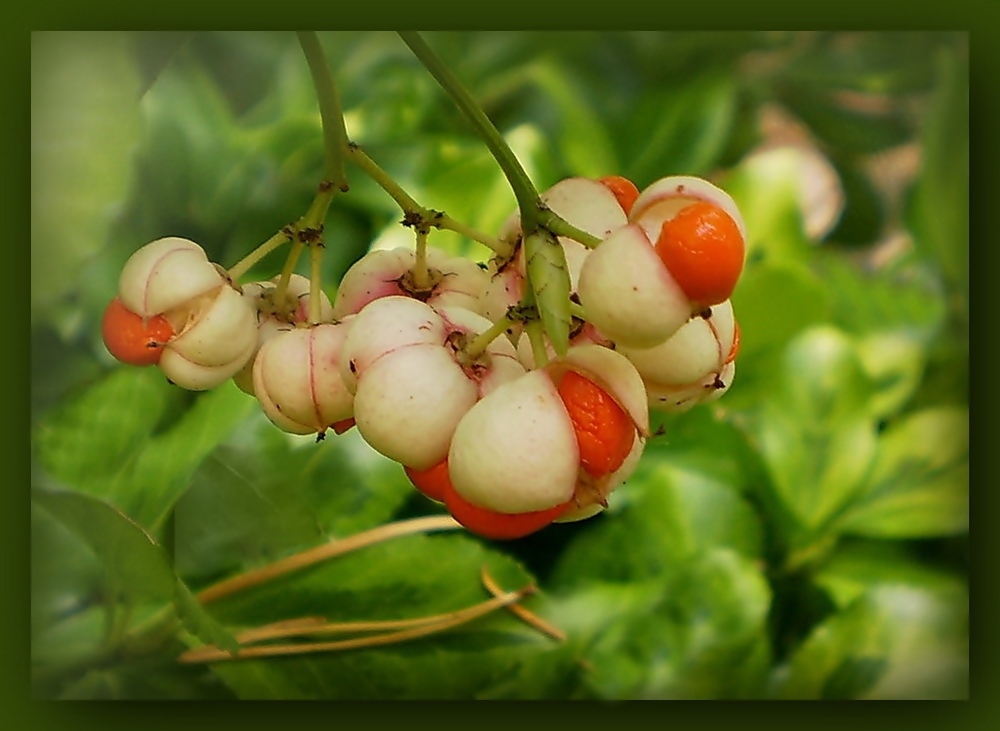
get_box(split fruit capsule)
[341,296,525,471]
[433,345,649,539]
[619,299,740,412]
[481,177,629,329]
[103,237,257,390]
[577,176,746,349]
[333,246,488,319]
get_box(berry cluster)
[102,175,745,540]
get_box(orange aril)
[654,201,744,308]
[405,458,452,503]
[556,370,634,478]
[442,478,571,541]
[101,297,175,366]
[599,175,640,215]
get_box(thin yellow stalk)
[480,566,566,642]
[179,587,530,664]
[196,515,462,606]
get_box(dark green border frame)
[9,1,994,728]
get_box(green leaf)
[173,418,412,583]
[56,659,234,700]
[745,327,877,532]
[548,550,771,699]
[837,407,968,538]
[32,489,177,607]
[34,368,174,497]
[199,532,573,699]
[770,584,967,699]
[31,496,105,639]
[551,461,764,589]
[524,228,571,356]
[813,540,967,610]
[645,407,769,496]
[32,489,241,658]
[35,371,256,531]
[31,32,143,325]
[530,59,619,178]
[905,47,969,307]
[730,262,832,362]
[622,70,736,183]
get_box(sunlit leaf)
[837,407,968,538]
[547,549,770,699]
[770,584,967,699]
[746,327,877,532]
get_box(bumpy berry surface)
[599,175,640,215]
[654,201,744,307]
[556,370,635,477]
[101,297,175,366]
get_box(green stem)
[412,228,431,290]
[274,239,306,307]
[569,301,587,320]
[539,209,603,249]
[526,319,549,368]
[397,31,541,231]
[464,313,517,359]
[436,213,511,256]
[309,240,325,324]
[228,228,294,281]
[296,31,350,192]
[346,144,421,213]
[346,143,513,256]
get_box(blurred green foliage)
[30,31,967,699]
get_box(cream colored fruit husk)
[551,344,651,438]
[577,224,692,348]
[166,285,257,367]
[119,237,224,318]
[448,370,579,514]
[159,336,256,391]
[621,300,735,387]
[252,324,354,434]
[332,249,414,318]
[630,175,747,244]
[339,296,446,392]
[353,344,478,471]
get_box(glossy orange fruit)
[442,478,571,541]
[404,458,451,503]
[654,202,744,308]
[599,175,640,215]
[557,370,634,478]
[101,297,175,366]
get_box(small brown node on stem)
[401,211,423,229]
[319,180,334,192]
[298,226,324,244]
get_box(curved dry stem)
[179,585,530,664]
[480,566,566,642]
[197,515,462,605]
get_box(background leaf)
[837,407,968,538]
